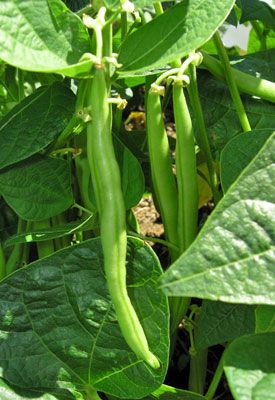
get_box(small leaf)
[224,333,275,400]
[195,301,255,350]
[118,0,235,73]
[109,384,205,399]
[149,384,205,399]
[0,83,75,170]
[220,129,273,192]
[0,0,91,77]
[0,237,169,398]
[255,305,275,333]
[0,156,73,220]
[160,133,275,305]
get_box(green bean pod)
[172,80,198,252]
[146,86,179,258]
[86,67,159,369]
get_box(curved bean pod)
[86,67,159,369]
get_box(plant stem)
[205,351,225,400]
[187,63,221,204]
[121,11,128,41]
[34,220,55,259]
[153,2,163,16]
[213,32,251,132]
[202,51,275,103]
[0,241,6,280]
[188,348,208,394]
[128,231,179,252]
[6,218,27,275]
[86,387,102,400]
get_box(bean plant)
[0,0,274,399]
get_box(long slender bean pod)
[86,67,159,369]
[173,80,198,252]
[169,79,199,335]
[146,84,179,259]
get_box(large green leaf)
[0,156,73,220]
[224,333,275,400]
[0,237,169,398]
[195,301,255,350]
[0,0,91,77]
[0,83,75,170]
[220,129,273,192]
[160,133,275,304]
[118,0,235,73]
[0,378,72,400]
[237,0,275,27]
[193,71,275,155]
[255,305,275,333]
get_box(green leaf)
[224,333,275,400]
[255,305,275,333]
[118,0,235,73]
[160,133,275,304]
[63,0,89,12]
[220,129,273,192]
[194,71,275,155]
[0,237,169,398]
[231,49,275,81]
[0,378,73,400]
[114,136,145,209]
[108,384,205,400]
[4,215,97,247]
[0,0,91,77]
[0,156,73,220]
[0,83,75,170]
[195,301,255,350]
[149,384,205,399]
[248,22,275,53]
[237,0,275,27]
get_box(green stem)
[202,51,275,103]
[188,348,208,394]
[85,387,102,400]
[53,114,83,149]
[187,63,221,204]
[205,351,225,400]
[0,241,6,280]
[213,32,251,132]
[121,11,128,41]
[128,231,179,252]
[153,2,163,16]
[34,220,55,259]
[6,218,27,275]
